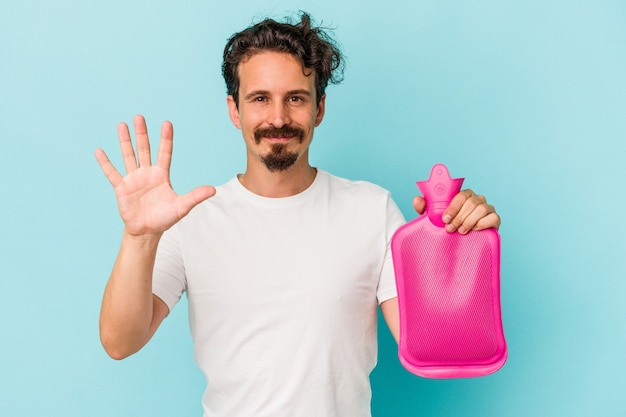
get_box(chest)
[178,203,385,315]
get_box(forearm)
[99,229,163,359]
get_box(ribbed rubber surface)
[396,228,499,364]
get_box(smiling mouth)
[264,135,294,142]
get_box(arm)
[380,297,399,343]
[99,231,169,359]
[96,115,215,359]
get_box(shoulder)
[316,170,403,221]
[318,170,392,198]
[317,170,406,236]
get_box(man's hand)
[95,115,216,237]
[412,189,500,234]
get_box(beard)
[260,143,299,172]
[254,125,305,172]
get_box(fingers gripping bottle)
[391,164,507,378]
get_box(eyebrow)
[243,89,313,100]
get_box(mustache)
[254,126,305,143]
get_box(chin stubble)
[260,143,299,172]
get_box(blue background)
[1,0,625,416]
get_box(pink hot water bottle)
[391,164,507,378]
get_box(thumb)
[412,195,426,215]
[177,185,217,217]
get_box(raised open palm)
[95,115,216,237]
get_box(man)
[95,12,500,417]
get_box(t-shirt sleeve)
[376,194,406,304]
[152,225,186,312]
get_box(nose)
[267,101,291,127]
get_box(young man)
[95,13,500,417]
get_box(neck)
[238,159,317,198]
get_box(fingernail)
[458,226,466,234]
[443,214,452,223]
[446,224,456,233]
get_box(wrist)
[121,228,163,250]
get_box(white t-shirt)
[153,170,406,417]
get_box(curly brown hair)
[222,12,344,107]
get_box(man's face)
[227,51,325,172]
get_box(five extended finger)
[94,148,123,187]
[176,186,217,218]
[133,114,152,168]
[156,121,174,172]
[118,122,138,174]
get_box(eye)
[288,96,305,103]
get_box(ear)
[227,95,241,129]
[314,94,326,127]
